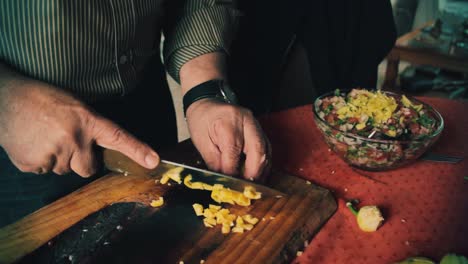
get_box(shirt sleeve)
[163,0,241,83]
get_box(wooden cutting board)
[0,141,336,264]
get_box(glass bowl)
[312,90,444,171]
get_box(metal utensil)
[421,152,463,163]
[103,149,284,196]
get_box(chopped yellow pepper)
[243,186,262,200]
[192,203,204,216]
[160,167,184,184]
[150,197,164,207]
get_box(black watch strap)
[183,79,227,116]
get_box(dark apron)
[0,57,177,228]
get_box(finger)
[52,154,72,175]
[257,137,273,182]
[196,141,222,172]
[36,154,57,175]
[12,155,56,175]
[91,116,159,169]
[13,163,38,174]
[242,117,268,180]
[214,121,244,176]
[70,146,98,178]
[8,157,37,174]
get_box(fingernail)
[145,152,159,168]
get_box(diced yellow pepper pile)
[193,203,259,234]
[155,166,263,234]
[336,90,398,126]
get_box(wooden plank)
[395,21,434,47]
[0,142,337,263]
[393,47,468,73]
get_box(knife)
[421,152,463,164]
[103,149,283,197]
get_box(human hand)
[0,80,159,177]
[185,99,271,181]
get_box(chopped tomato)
[325,114,338,124]
[347,117,359,124]
[409,123,420,134]
[334,142,348,155]
[386,118,396,125]
[322,100,331,110]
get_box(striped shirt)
[0,0,239,101]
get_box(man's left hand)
[186,98,270,181]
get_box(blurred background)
[169,0,468,142]
[383,0,468,98]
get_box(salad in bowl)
[313,89,444,170]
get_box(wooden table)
[383,21,468,91]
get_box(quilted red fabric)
[259,98,468,264]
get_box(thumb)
[90,116,160,169]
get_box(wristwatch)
[183,79,238,116]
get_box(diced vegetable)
[314,89,439,169]
[193,203,204,216]
[150,197,164,207]
[317,89,436,139]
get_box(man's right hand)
[0,79,159,177]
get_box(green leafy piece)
[418,114,435,128]
[337,119,346,125]
[347,148,358,156]
[325,104,334,113]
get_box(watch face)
[220,82,238,104]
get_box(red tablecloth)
[259,97,468,264]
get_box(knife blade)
[103,149,284,197]
[421,152,463,163]
[159,160,283,196]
